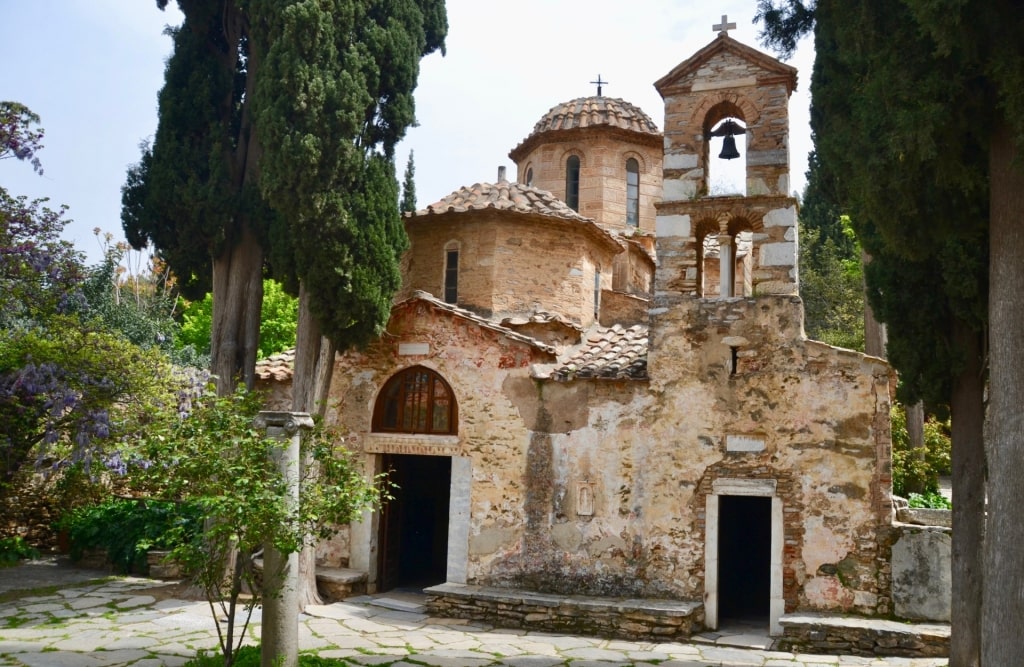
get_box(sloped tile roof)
[501,311,584,333]
[397,291,557,355]
[407,181,622,254]
[551,323,649,381]
[255,349,296,382]
[411,180,592,222]
[255,299,651,384]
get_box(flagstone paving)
[0,563,948,666]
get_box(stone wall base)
[774,613,949,658]
[425,583,704,641]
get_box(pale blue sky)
[2,1,813,265]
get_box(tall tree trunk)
[862,251,888,358]
[983,118,1024,664]
[904,401,927,494]
[291,283,339,610]
[950,317,985,667]
[210,224,264,395]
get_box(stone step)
[775,612,950,658]
[424,582,704,642]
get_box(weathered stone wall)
[610,240,655,297]
[513,131,663,234]
[655,195,799,298]
[641,296,892,614]
[401,212,619,327]
[598,289,648,327]
[322,293,893,615]
[324,302,553,587]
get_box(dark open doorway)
[378,454,451,592]
[718,495,771,623]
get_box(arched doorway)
[372,366,458,592]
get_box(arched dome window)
[565,155,581,211]
[372,366,458,435]
[626,158,640,226]
[524,166,534,187]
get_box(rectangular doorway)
[377,454,451,592]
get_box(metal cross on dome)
[590,74,608,97]
[713,14,737,36]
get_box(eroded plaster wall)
[468,296,892,616]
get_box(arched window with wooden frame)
[372,366,458,435]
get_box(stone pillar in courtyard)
[255,410,314,667]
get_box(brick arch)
[622,149,650,173]
[560,147,587,168]
[694,208,764,239]
[691,92,760,130]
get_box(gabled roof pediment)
[654,34,798,96]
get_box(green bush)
[0,536,39,566]
[890,404,952,498]
[908,491,952,510]
[63,498,203,573]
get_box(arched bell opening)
[703,103,747,197]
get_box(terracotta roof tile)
[399,291,557,355]
[254,302,650,385]
[528,97,660,136]
[255,349,296,382]
[410,180,594,223]
[551,323,649,381]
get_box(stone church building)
[257,28,897,638]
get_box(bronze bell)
[711,118,744,160]
[719,134,740,160]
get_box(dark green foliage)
[79,239,186,360]
[62,498,203,574]
[121,15,244,301]
[0,536,39,566]
[400,150,417,213]
[754,0,815,59]
[126,1,448,391]
[760,0,988,404]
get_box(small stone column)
[718,231,734,298]
[255,411,314,667]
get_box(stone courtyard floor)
[0,559,948,667]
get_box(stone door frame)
[704,477,784,635]
[350,451,471,591]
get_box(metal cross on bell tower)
[590,74,608,97]
[713,14,737,37]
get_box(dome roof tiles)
[529,96,660,136]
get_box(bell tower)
[652,19,800,300]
